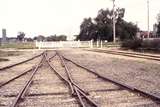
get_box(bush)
[121,38,160,51]
[142,39,160,50]
[121,39,142,49]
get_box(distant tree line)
[33,34,67,41]
[76,8,139,41]
[16,33,67,42]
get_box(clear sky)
[0,0,159,40]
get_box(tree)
[34,35,46,41]
[157,22,160,37]
[58,35,67,41]
[76,8,139,41]
[156,12,160,37]
[17,32,25,41]
[77,18,97,41]
[46,35,67,41]
[25,38,33,42]
[94,9,114,41]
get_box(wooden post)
[101,41,103,48]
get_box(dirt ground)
[0,48,160,106]
[0,49,43,68]
[59,48,160,99]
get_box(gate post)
[90,40,93,48]
[100,40,103,48]
[97,40,99,48]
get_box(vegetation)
[0,50,22,57]
[0,58,9,62]
[157,12,160,37]
[157,22,160,37]
[76,8,139,41]
[121,39,160,51]
[121,39,142,49]
[46,35,67,41]
[33,35,67,41]
[17,32,25,41]
[33,35,46,41]
[0,42,36,49]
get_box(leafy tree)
[94,9,114,41]
[34,35,46,41]
[157,22,160,37]
[58,35,67,41]
[156,12,160,37]
[25,38,33,42]
[76,8,139,41]
[76,18,97,40]
[17,32,25,41]
[46,35,67,41]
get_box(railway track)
[87,49,160,61]
[0,50,159,107]
[0,52,43,71]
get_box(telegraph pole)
[147,0,150,38]
[112,0,116,43]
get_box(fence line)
[35,40,93,49]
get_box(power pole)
[147,0,150,38]
[112,0,116,43]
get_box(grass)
[0,58,9,62]
[0,42,36,49]
[0,50,23,57]
[0,41,121,49]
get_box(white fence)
[35,40,93,49]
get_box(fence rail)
[35,41,93,49]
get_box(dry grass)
[0,50,22,57]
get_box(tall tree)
[77,18,97,40]
[157,22,160,37]
[46,35,67,41]
[94,9,114,41]
[76,8,138,41]
[34,35,46,41]
[17,32,25,41]
[157,12,160,37]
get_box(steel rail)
[56,52,75,94]
[0,53,46,88]
[44,53,98,107]
[74,86,86,107]
[62,54,160,102]
[106,50,160,58]
[44,52,88,95]
[56,51,99,107]
[57,52,87,107]
[0,67,34,88]
[89,49,160,61]
[48,53,57,61]
[0,52,43,71]
[91,49,160,58]
[10,54,44,107]
[45,54,85,106]
[56,51,89,95]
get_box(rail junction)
[0,50,160,107]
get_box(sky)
[0,0,160,40]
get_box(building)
[2,29,7,43]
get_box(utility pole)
[112,0,116,43]
[147,0,150,38]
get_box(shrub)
[121,39,142,49]
[142,39,160,50]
